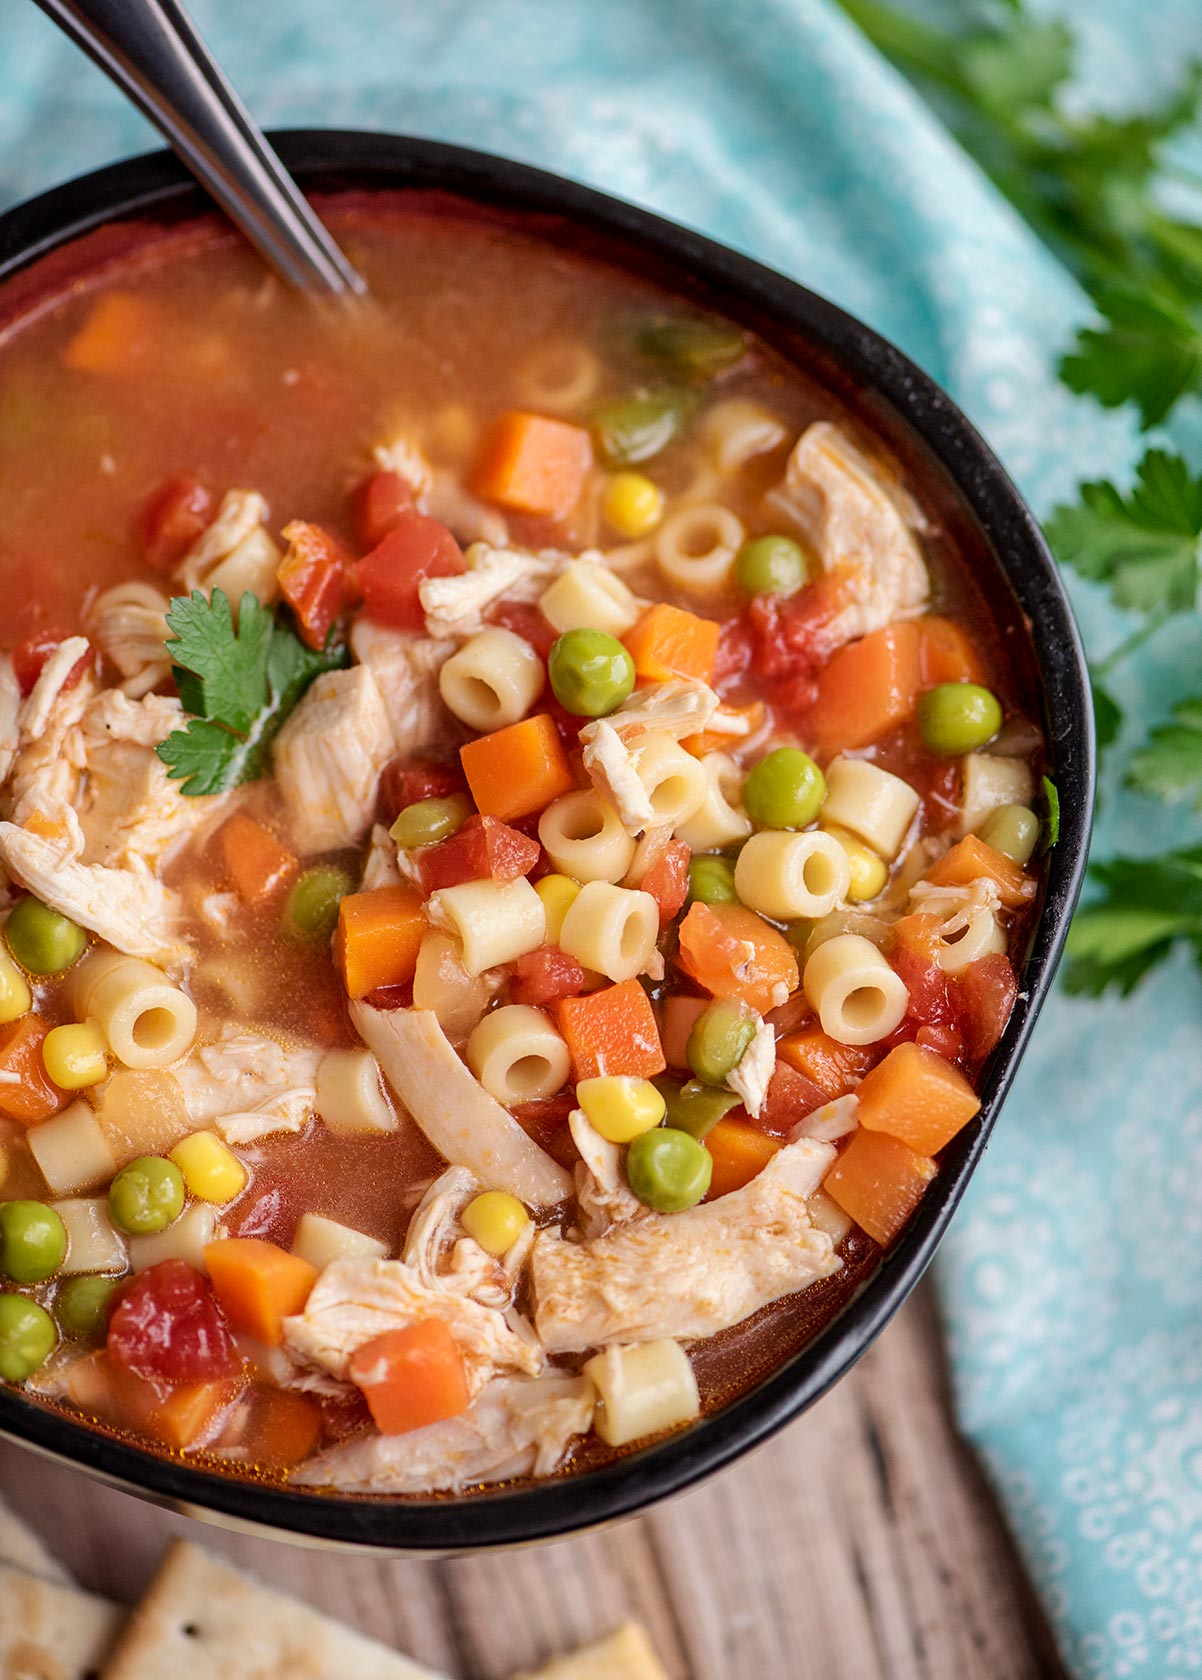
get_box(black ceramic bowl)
[0,131,1094,1552]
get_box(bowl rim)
[0,129,1095,1552]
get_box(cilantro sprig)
[157,589,348,796]
[1065,849,1202,996]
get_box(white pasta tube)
[73,950,197,1071]
[129,1203,220,1273]
[935,907,1007,974]
[28,1103,117,1196]
[438,627,544,733]
[293,1212,390,1270]
[515,338,601,412]
[54,1197,127,1275]
[806,1188,853,1246]
[539,790,637,884]
[702,398,789,475]
[412,930,493,1045]
[820,757,920,861]
[632,735,708,831]
[466,1005,571,1104]
[316,1048,398,1135]
[559,882,659,982]
[655,502,744,594]
[427,877,546,976]
[539,560,643,638]
[734,830,852,921]
[675,752,752,851]
[802,933,909,1046]
[583,1339,700,1447]
[959,752,1034,837]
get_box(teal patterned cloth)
[3,2,1201,1671]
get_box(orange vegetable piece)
[471,410,593,518]
[918,615,986,686]
[65,1353,238,1450]
[777,1025,876,1101]
[0,1015,63,1126]
[63,291,162,375]
[823,1128,937,1246]
[333,884,426,1000]
[806,621,923,753]
[459,713,576,822]
[682,700,766,758]
[854,1041,981,1155]
[922,834,1033,910]
[553,979,665,1081]
[204,1238,318,1347]
[217,813,298,905]
[705,1118,781,1199]
[239,1387,323,1469]
[623,603,721,685]
[148,1377,242,1451]
[349,1320,470,1435]
[677,902,799,1016]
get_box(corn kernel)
[169,1130,247,1205]
[577,1075,666,1143]
[461,1190,530,1257]
[602,472,664,539]
[42,1022,107,1090]
[534,873,582,943]
[824,825,888,902]
[0,950,31,1026]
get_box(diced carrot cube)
[349,1320,470,1435]
[553,979,665,1081]
[471,411,593,519]
[705,1118,781,1199]
[239,1387,323,1469]
[217,813,298,905]
[806,621,923,753]
[677,902,799,1016]
[0,1015,64,1126]
[922,834,1033,910]
[855,1041,981,1155]
[918,615,986,686]
[148,1378,242,1451]
[777,1026,876,1102]
[823,1129,937,1246]
[623,603,721,684]
[459,713,576,822]
[204,1238,318,1347]
[333,884,426,1000]
[63,291,162,374]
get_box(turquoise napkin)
[3,3,1200,1672]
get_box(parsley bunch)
[837,0,1202,993]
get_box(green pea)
[655,1076,741,1140]
[4,897,86,977]
[108,1156,185,1237]
[918,683,1003,755]
[742,748,826,830]
[687,855,739,906]
[0,1201,67,1284]
[389,794,472,851]
[0,1293,56,1382]
[56,1274,120,1343]
[687,998,756,1087]
[735,535,810,598]
[978,803,1040,867]
[548,629,636,718]
[626,1126,713,1213]
[591,389,696,467]
[634,317,749,381]
[282,865,356,943]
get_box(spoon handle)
[32,0,365,297]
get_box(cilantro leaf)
[1127,696,1202,805]
[1060,286,1202,427]
[1040,775,1060,852]
[1092,681,1123,752]
[1045,449,1202,615]
[960,18,1073,117]
[157,589,348,796]
[1064,847,1202,995]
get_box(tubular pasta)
[802,933,909,1046]
[675,753,752,851]
[559,881,659,982]
[466,1005,571,1104]
[438,627,544,732]
[734,830,852,921]
[654,502,743,594]
[538,790,637,884]
[632,735,708,831]
[426,877,546,976]
[72,950,197,1070]
[820,757,920,860]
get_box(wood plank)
[0,1284,1066,1679]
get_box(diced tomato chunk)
[377,757,467,826]
[745,580,845,713]
[754,1059,830,1138]
[107,1259,236,1386]
[487,599,559,660]
[277,520,355,650]
[416,814,540,893]
[139,474,213,572]
[953,953,1018,1061]
[355,512,464,631]
[12,632,93,700]
[638,837,691,926]
[509,945,587,1008]
[362,981,416,1011]
[351,469,416,551]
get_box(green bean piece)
[661,1078,741,1140]
[4,897,86,977]
[735,535,810,598]
[918,683,1003,755]
[0,1200,67,1285]
[978,803,1040,866]
[625,1126,713,1212]
[282,864,356,943]
[742,747,826,830]
[687,998,757,1087]
[634,317,749,381]
[591,389,696,467]
[687,855,740,906]
[108,1156,185,1237]
[389,793,472,851]
[56,1274,120,1343]
[548,629,636,718]
[0,1294,56,1382]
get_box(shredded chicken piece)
[349,620,456,756]
[581,679,718,746]
[570,1109,646,1240]
[908,876,1007,920]
[532,1137,839,1353]
[580,721,654,835]
[82,581,171,697]
[176,487,281,604]
[418,543,568,639]
[403,1165,531,1310]
[792,1094,859,1143]
[426,474,509,547]
[273,665,394,855]
[362,822,402,891]
[7,637,95,820]
[373,430,435,500]
[293,1374,593,1493]
[0,655,21,788]
[726,1016,775,1119]
[766,422,929,645]
[175,1025,320,1143]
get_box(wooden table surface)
[0,1282,1066,1679]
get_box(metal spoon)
[31,0,366,297]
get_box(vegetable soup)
[0,196,1048,1493]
